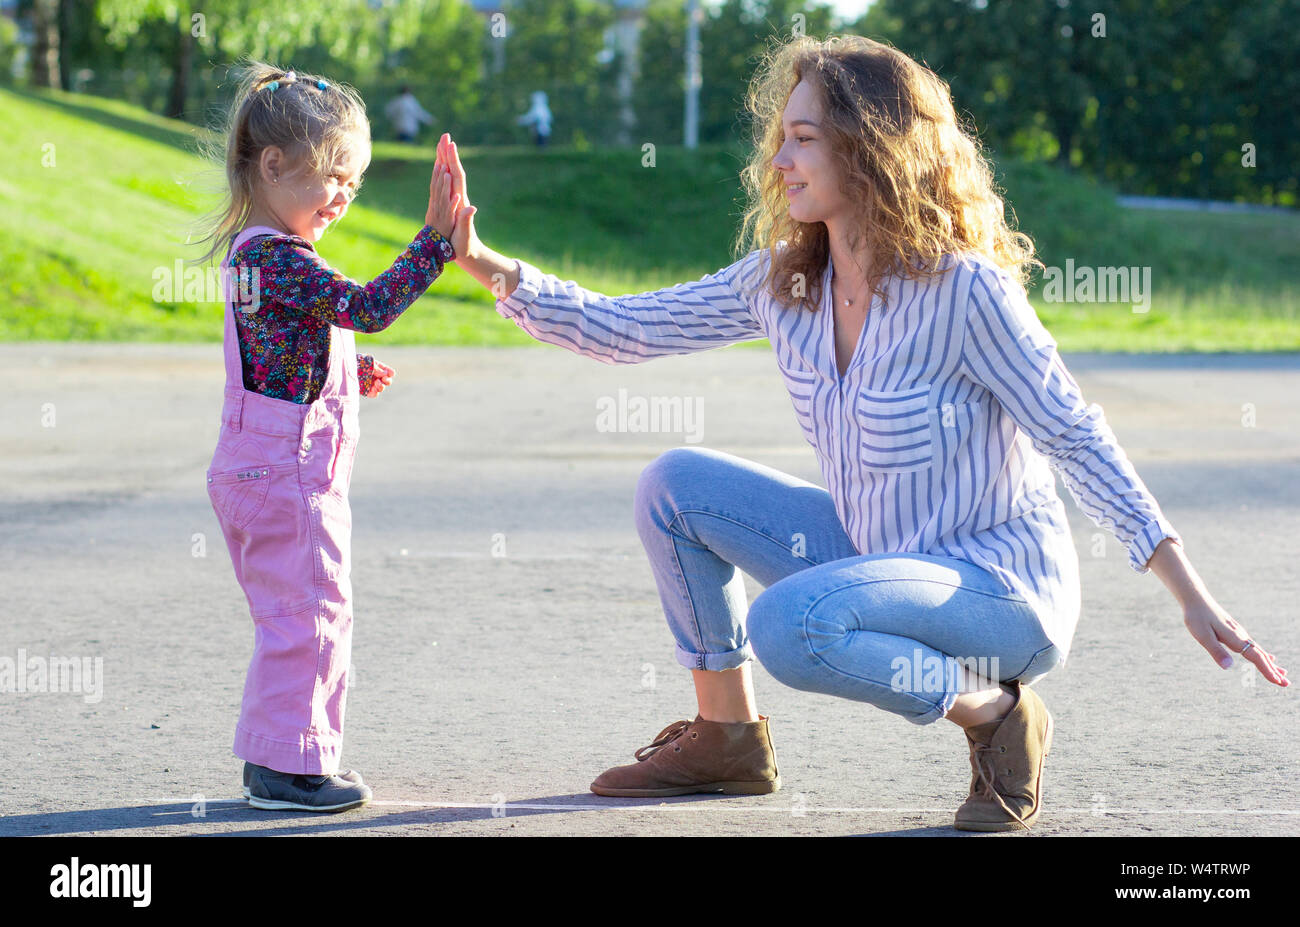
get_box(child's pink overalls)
[206,225,359,776]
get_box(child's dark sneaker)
[241,762,364,799]
[244,763,372,812]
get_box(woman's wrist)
[458,240,520,300]
[1146,537,1211,610]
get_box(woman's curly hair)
[737,34,1042,310]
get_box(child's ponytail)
[189,59,369,266]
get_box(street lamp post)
[685,0,700,149]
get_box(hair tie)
[265,80,280,92]
[316,79,328,91]
[284,70,297,82]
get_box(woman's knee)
[633,446,714,536]
[747,586,814,688]
[1006,643,1066,685]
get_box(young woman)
[432,35,1287,831]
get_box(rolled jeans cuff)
[675,641,753,672]
[906,689,959,726]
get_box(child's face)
[262,141,370,243]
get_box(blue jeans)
[634,447,1063,725]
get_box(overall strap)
[221,225,286,428]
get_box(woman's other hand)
[1184,597,1288,686]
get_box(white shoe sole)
[246,793,370,813]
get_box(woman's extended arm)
[435,134,766,365]
[456,238,521,301]
[960,258,1287,687]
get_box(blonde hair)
[738,34,1042,310]
[190,60,370,265]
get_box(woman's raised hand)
[430,132,517,299]
[425,148,460,243]
[437,133,479,264]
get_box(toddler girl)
[195,62,464,812]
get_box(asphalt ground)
[1,344,1297,837]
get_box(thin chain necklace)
[835,269,873,311]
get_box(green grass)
[2,86,1297,351]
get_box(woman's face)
[772,79,851,227]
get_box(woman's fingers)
[1185,604,1287,686]
[1213,616,1289,685]
[1240,640,1288,685]
[449,139,470,205]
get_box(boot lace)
[972,740,1032,831]
[634,719,693,761]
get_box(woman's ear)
[259,146,285,186]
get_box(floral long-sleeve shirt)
[229,225,455,403]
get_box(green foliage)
[1,86,1296,351]
[635,0,837,146]
[0,17,17,85]
[872,0,1300,205]
[18,0,1294,205]
[464,0,620,145]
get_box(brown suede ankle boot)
[590,715,781,797]
[954,682,1054,832]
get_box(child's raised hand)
[364,359,395,398]
[425,150,460,243]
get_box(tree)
[872,0,1297,203]
[477,0,617,145]
[97,0,370,119]
[27,0,63,89]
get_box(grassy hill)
[2,86,1297,351]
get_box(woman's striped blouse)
[494,248,1182,655]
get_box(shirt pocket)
[782,366,820,447]
[856,384,933,473]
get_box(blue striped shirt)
[495,249,1182,655]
